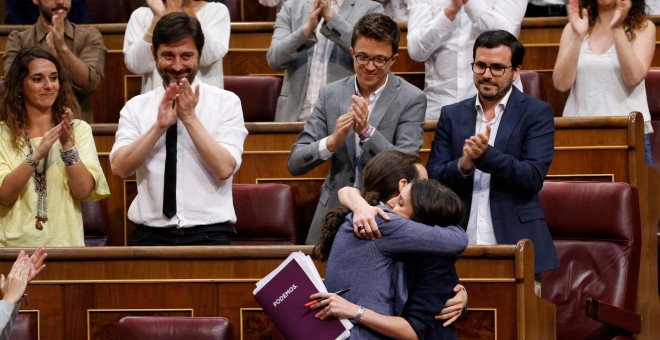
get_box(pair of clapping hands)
[30,108,76,163]
[0,246,47,306]
[158,79,200,130]
[567,0,631,35]
[327,96,370,152]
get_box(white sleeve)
[123,8,157,75]
[0,300,18,340]
[463,0,528,35]
[407,0,455,62]
[198,4,230,68]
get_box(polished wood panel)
[0,17,657,123]
[0,240,555,340]
[91,112,660,338]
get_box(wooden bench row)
[0,17,658,123]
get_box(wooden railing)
[0,240,555,340]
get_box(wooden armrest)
[585,298,641,334]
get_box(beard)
[158,66,198,87]
[477,79,511,102]
[39,2,69,23]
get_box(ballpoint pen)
[304,287,351,307]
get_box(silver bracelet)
[350,306,365,325]
[60,145,81,166]
[25,155,38,168]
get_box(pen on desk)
[304,287,351,307]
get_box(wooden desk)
[0,240,555,340]
[92,112,660,338]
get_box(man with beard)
[3,0,105,123]
[426,31,558,287]
[110,12,247,246]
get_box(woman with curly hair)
[0,47,109,247]
[553,0,656,166]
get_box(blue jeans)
[645,134,653,168]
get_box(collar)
[35,19,74,42]
[474,85,513,114]
[353,74,389,104]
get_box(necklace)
[24,131,48,230]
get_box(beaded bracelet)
[60,145,81,166]
[358,125,375,142]
[25,155,38,168]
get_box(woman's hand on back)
[352,204,388,240]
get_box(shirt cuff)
[318,137,333,161]
[358,125,375,144]
[458,158,474,177]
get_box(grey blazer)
[288,74,427,244]
[266,0,383,121]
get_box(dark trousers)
[131,223,235,246]
[525,3,567,17]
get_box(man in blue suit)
[426,30,558,278]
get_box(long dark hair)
[409,179,464,227]
[0,47,80,153]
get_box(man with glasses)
[267,0,383,122]
[407,0,527,119]
[288,13,426,245]
[426,30,558,287]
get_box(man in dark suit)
[426,30,558,277]
[288,13,426,245]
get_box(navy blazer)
[426,86,559,273]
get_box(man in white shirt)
[407,0,527,119]
[110,13,248,246]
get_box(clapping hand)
[610,0,631,29]
[567,0,589,37]
[0,251,31,305]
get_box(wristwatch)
[350,306,365,325]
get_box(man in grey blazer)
[267,0,383,122]
[288,13,426,244]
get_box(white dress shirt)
[465,87,512,245]
[123,3,230,93]
[300,0,344,120]
[110,80,248,228]
[407,0,526,119]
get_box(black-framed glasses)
[354,54,392,68]
[471,62,512,76]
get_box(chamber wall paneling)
[0,17,657,123]
[91,112,660,337]
[0,16,658,339]
[0,241,555,340]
